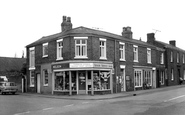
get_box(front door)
[78,71,86,94]
[120,69,126,91]
[37,74,40,93]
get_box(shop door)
[78,71,86,94]
[37,74,41,93]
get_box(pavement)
[19,85,185,100]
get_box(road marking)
[164,95,185,102]
[14,111,30,115]
[82,101,89,104]
[63,104,74,107]
[42,107,53,110]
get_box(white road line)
[14,111,30,115]
[63,104,74,107]
[42,107,53,111]
[164,95,185,102]
[82,102,89,104]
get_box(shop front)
[52,61,113,95]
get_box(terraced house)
[26,16,183,95]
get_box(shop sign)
[52,63,69,69]
[53,65,62,69]
[70,63,113,69]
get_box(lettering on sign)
[70,63,113,68]
[53,65,62,69]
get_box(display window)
[93,71,110,90]
[54,71,69,91]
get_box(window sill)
[133,60,139,63]
[100,57,107,60]
[74,56,88,59]
[30,85,34,87]
[147,62,152,64]
[29,67,35,70]
[43,84,48,87]
[56,58,63,61]
[42,55,48,58]
[120,59,126,62]
[135,86,142,88]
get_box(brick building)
[147,33,185,87]
[26,16,175,95]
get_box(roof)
[0,57,26,72]
[26,26,156,48]
[156,40,185,52]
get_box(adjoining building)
[26,16,184,95]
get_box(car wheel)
[12,92,15,95]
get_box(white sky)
[0,0,185,58]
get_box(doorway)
[120,69,126,91]
[37,74,41,93]
[78,71,86,94]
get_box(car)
[0,82,18,95]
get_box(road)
[1,86,185,115]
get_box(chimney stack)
[122,26,132,39]
[61,16,72,32]
[169,40,176,46]
[147,33,155,45]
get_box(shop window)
[143,70,152,86]
[54,71,69,91]
[99,38,107,60]
[43,69,48,86]
[161,71,165,85]
[119,42,125,61]
[30,70,35,87]
[133,45,138,62]
[42,43,48,57]
[134,70,142,87]
[93,71,110,90]
[74,37,88,59]
[29,47,35,70]
[147,48,151,64]
[56,39,63,60]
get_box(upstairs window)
[99,38,107,60]
[29,47,35,70]
[133,45,138,62]
[43,69,48,86]
[171,51,173,62]
[57,39,63,60]
[183,54,185,64]
[42,43,48,57]
[160,52,164,64]
[119,42,125,61]
[147,48,151,64]
[74,37,88,58]
[177,52,179,63]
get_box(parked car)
[0,82,18,95]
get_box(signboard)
[70,63,113,69]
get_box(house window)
[147,48,151,63]
[30,70,35,87]
[171,51,173,62]
[99,38,107,60]
[177,52,179,63]
[160,52,164,64]
[184,70,185,80]
[133,45,138,62]
[43,69,48,86]
[42,43,48,57]
[171,69,174,80]
[74,37,88,58]
[29,47,35,70]
[134,69,142,87]
[161,71,165,85]
[57,39,63,60]
[183,54,185,64]
[143,70,152,86]
[119,42,125,61]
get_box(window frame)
[161,71,165,85]
[119,42,126,61]
[183,54,185,64]
[171,69,174,81]
[99,38,107,60]
[177,52,179,63]
[147,48,151,64]
[56,39,63,60]
[43,69,49,86]
[29,47,35,70]
[133,45,138,62]
[42,42,48,58]
[74,37,88,59]
[171,51,173,62]
[160,52,164,64]
[134,69,142,87]
[30,70,35,87]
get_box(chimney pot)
[122,26,132,39]
[147,33,155,45]
[169,40,176,46]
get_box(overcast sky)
[0,0,185,58]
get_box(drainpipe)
[114,40,117,93]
